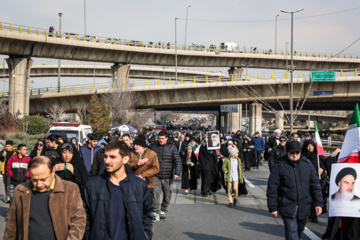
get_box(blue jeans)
[282,217,307,240]
[255,151,262,168]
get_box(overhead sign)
[312,71,336,82]
[314,91,333,96]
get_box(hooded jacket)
[6,154,31,185]
[79,143,101,173]
[58,132,69,143]
[301,140,325,173]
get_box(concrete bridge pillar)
[111,64,130,87]
[228,67,244,81]
[6,57,33,118]
[275,111,284,131]
[231,104,242,132]
[249,103,262,136]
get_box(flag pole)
[316,153,321,179]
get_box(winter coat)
[268,136,278,149]
[128,148,160,189]
[149,142,182,179]
[83,171,153,240]
[89,148,106,178]
[4,175,86,240]
[266,155,324,220]
[6,154,31,185]
[45,147,60,162]
[181,152,198,190]
[301,140,325,173]
[268,144,287,171]
[79,144,101,173]
[222,157,244,183]
[0,148,16,175]
[29,139,47,159]
[251,136,265,152]
[52,143,89,191]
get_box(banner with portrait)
[206,131,220,150]
[329,163,360,217]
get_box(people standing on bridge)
[181,146,198,195]
[150,131,182,222]
[268,136,287,171]
[0,140,16,203]
[29,139,47,159]
[267,141,323,240]
[129,134,159,202]
[301,140,326,223]
[6,144,31,203]
[4,156,86,240]
[251,132,265,169]
[222,145,244,208]
[83,140,153,240]
[79,133,101,173]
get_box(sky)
[1,0,360,90]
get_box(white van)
[220,42,238,52]
[49,122,93,146]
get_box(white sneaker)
[185,190,188,195]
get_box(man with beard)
[83,141,153,240]
[198,137,221,197]
[210,133,220,148]
[268,129,282,150]
[331,167,360,202]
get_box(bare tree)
[45,104,66,122]
[129,108,154,130]
[104,86,138,126]
[0,101,7,119]
[156,111,180,123]
[76,103,88,124]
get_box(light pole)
[185,5,191,45]
[84,0,86,35]
[58,13,63,93]
[175,18,178,84]
[280,8,304,134]
[275,14,279,52]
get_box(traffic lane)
[244,163,328,240]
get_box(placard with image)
[207,131,220,150]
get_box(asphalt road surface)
[0,162,328,239]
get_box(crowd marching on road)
[0,121,359,240]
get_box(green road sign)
[311,71,336,81]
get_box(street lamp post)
[275,15,279,52]
[185,5,191,45]
[175,18,178,84]
[280,8,304,134]
[58,13,63,93]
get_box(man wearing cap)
[268,129,282,151]
[268,136,287,171]
[129,134,159,201]
[251,131,265,169]
[267,141,324,240]
[331,167,360,202]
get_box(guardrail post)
[52,30,55,37]
[124,81,126,88]
[257,49,259,54]
[38,89,40,95]
[181,78,183,84]
[299,72,301,78]
[67,32,70,39]
[355,69,358,76]
[54,87,57,93]
[232,74,234,81]
[102,83,105,89]
[30,89,32,95]
[245,74,247,81]
[73,86,75,91]
[162,43,165,49]
[244,49,246,53]
[106,38,108,43]
[258,73,260,80]
[194,77,196,83]
[92,84,94,90]
[188,46,191,50]
[341,70,343,77]
[27,27,30,34]
[344,54,346,58]
[82,85,85,91]
[10,24,12,31]
[155,42,158,48]
[285,72,288,79]
[351,55,353,59]
[206,76,208,83]
[169,78,171,85]
[146,80,148,86]
[271,73,274,79]
[76,34,78,40]
[98,37,100,43]
[64,86,67,92]
[157,79,160,85]
[45,29,47,36]
[0,23,3,30]
[113,39,115,44]
[134,81,137,87]
[219,76,221,82]
[46,88,49,93]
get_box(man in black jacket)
[267,141,323,240]
[150,131,182,222]
[268,136,287,171]
[0,140,16,203]
[83,140,153,240]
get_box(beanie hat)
[134,134,147,148]
[228,146,239,157]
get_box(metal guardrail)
[1,21,359,59]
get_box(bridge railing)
[1,21,359,59]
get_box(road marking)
[244,177,255,188]
[303,227,321,240]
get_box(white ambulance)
[48,122,93,146]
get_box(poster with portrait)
[207,131,220,150]
[329,163,360,217]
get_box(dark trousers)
[255,151,262,168]
[282,217,307,240]
[153,177,172,214]
[2,172,10,197]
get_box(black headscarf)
[58,132,69,143]
[243,139,250,149]
[29,139,47,159]
[302,140,317,161]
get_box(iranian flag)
[337,104,360,163]
[194,140,204,159]
[314,121,325,156]
[120,130,123,138]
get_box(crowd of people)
[0,126,357,240]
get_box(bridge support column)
[6,57,33,118]
[249,103,262,136]
[231,104,242,132]
[228,68,244,81]
[111,64,130,87]
[275,111,284,131]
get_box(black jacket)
[267,155,324,220]
[268,145,287,171]
[0,148,17,174]
[89,148,106,178]
[83,170,153,240]
[29,139,47,159]
[149,143,182,179]
[268,136,278,149]
[175,140,187,160]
